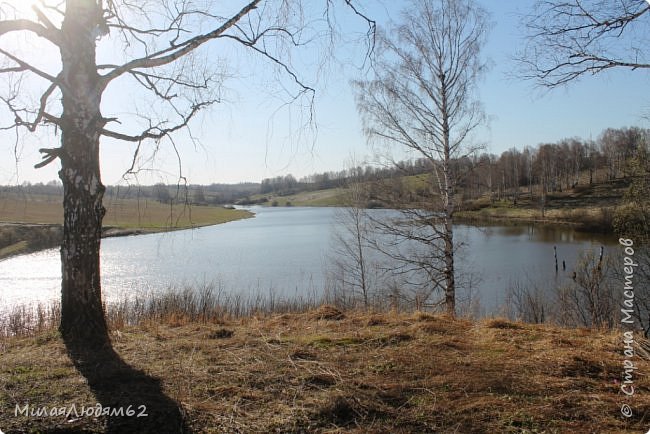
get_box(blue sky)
[1,0,649,186]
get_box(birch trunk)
[58,0,109,347]
[442,104,455,316]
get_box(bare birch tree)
[0,0,373,348]
[353,0,488,315]
[328,168,374,308]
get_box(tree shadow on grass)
[64,340,190,434]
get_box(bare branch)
[519,0,650,87]
[100,1,262,89]
[0,47,58,83]
[0,18,60,45]
[0,79,61,136]
[31,5,57,31]
[218,33,315,95]
[34,147,62,169]
[29,81,58,131]
[101,100,215,142]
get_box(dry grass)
[0,194,62,224]
[1,308,648,433]
[102,197,252,230]
[0,285,323,338]
[0,240,29,258]
[0,193,252,230]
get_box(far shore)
[0,206,254,260]
[2,196,619,262]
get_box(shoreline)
[0,209,254,260]
[454,208,615,234]
[0,205,614,261]
[453,213,585,230]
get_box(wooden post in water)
[554,246,558,273]
[597,246,604,272]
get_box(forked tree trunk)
[58,0,110,347]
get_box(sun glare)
[0,1,45,20]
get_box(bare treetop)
[354,0,488,164]
[520,0,650,87]
[0,0,374,176]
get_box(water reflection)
[0,207,617,315]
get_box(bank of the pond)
[0,206,254,260]
[249,177,626,235]
[454,209,613,233]
[1,306,648,433]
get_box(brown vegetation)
[1,306,648,433]
[456,179,626,232]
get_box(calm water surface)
[0,206,617,314]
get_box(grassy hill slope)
[456,179,629,231]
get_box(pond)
[0,206,618,314]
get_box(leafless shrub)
[555,251,617,329]
[505,279,552,324]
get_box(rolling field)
[0,192,253,259]
[0,193,252,229]
[250,187,349,207]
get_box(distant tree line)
[2,181,259,206]
[259,126,649,203]
[462,126,649,203]
[120,183,261,206]
[5,126,647,207]
[1,180,63,196]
